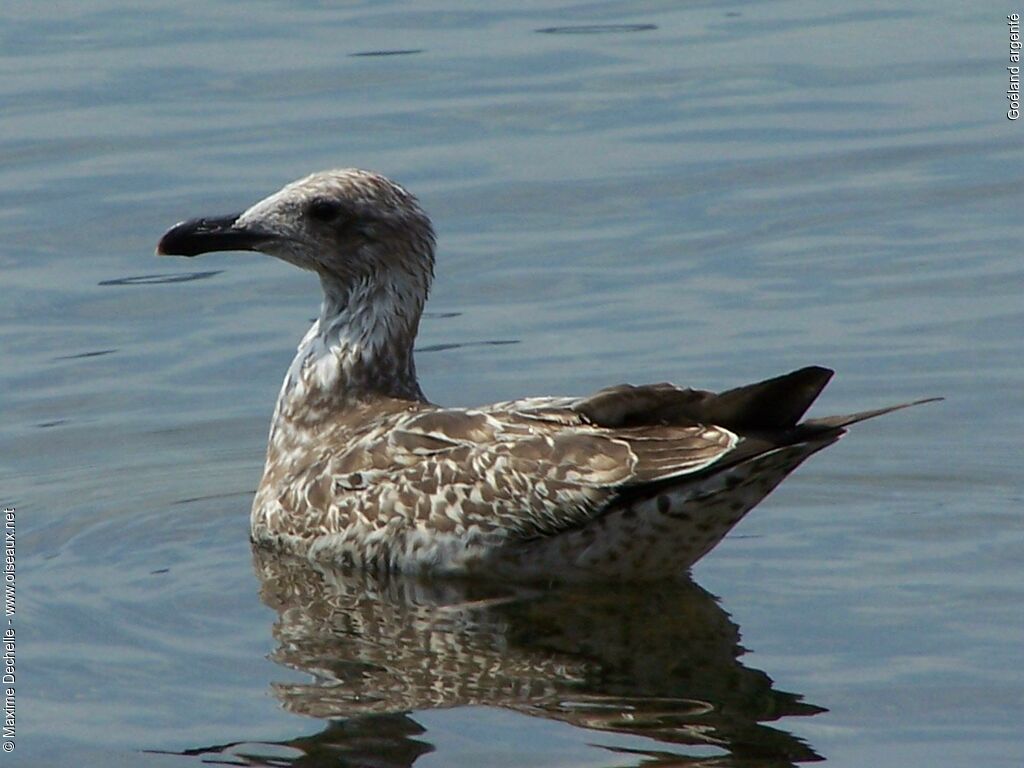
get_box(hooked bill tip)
[156,221,189,257]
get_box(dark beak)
[156,213,277,257]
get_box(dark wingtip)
[709,365,835,431]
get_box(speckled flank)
[158,169,933,581]
[488,439,837,580]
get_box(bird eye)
[307,197,343,222]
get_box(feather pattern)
[156,169,938,581]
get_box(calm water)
[2,1,1022,766]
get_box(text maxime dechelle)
[3,507,14,752]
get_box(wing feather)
[332,398,742,543]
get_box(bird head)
[157,169,436,288]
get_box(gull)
[157,169,936,580]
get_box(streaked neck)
[273,271,427,428]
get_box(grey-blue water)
[3,1,1022,766]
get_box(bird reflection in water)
[159,550,824,766]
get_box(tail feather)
[632,395,942,495]
[801,397,943,431]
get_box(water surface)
[2,1,1022,766]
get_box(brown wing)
[367,398,739,540]
[372,368,835,540]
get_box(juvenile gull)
[157,169,936,580]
